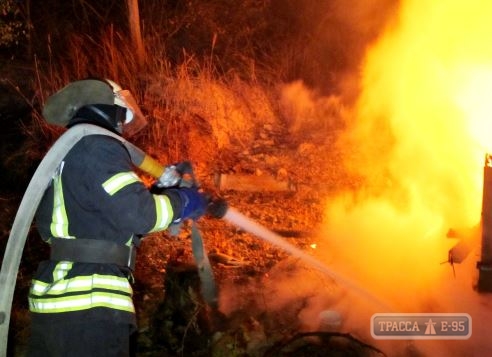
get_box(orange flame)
[320,0,492,319]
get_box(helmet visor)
[115,89,147,137]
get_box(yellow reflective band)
[102,172,140,196]
[150,194,173,232]
[29,291,134,313]
[125,236,133,247]
[52,261,73,281]
[50,165,74,238]
[31,274,132,296]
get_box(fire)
[321,0,492,317]
[455,68,492,154]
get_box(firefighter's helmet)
[42,79,147,136]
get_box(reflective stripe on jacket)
[29,265,134,313]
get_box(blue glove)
[175,187,209,221]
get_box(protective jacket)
[28,133,176,327]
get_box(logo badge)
[371,313,472,340]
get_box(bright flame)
[455,68,492,154]
[318,0,492,354]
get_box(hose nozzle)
[207,197,228,219]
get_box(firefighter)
[26,79,209,357]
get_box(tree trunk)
[127,0,146,67]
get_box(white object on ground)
[318,310,342,331]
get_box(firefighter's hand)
[157,165,181,188]
[156,161,195,189]
[175,187,208,220]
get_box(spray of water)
[222,206,393,312]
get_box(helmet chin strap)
[87,105,111,121]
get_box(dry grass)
[29,23,283,184]
[27,1,363,166]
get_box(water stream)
[222,206,394,312]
